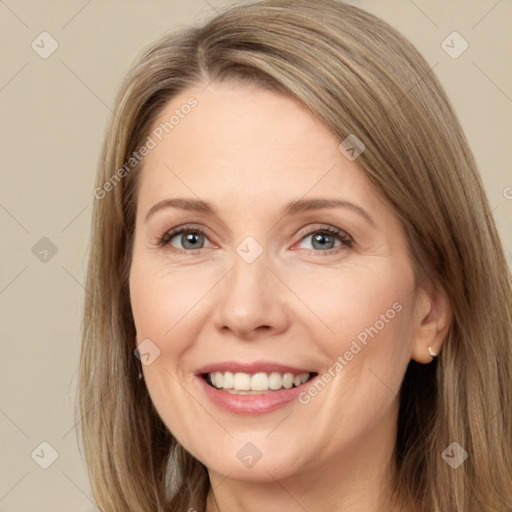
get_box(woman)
[78,0,512,510]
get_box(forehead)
[136,81,378,213]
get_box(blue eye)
[158,224,353,255]
[295,226,353,254]
[159,227,212,252]
[302,232,339,250]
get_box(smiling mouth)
[202,371,318,394]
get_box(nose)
[210,250,291,341]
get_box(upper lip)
[195,360,315,376]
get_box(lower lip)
[196,375,314,415]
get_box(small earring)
[428,346,437,358]
[138,364,144,380]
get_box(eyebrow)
[145,197,376,227]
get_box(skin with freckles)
[129,81,451,512]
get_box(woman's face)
[129,81,428,482]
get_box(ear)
[410,280,452,364]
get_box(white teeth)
[233,372,251,391]
[208,371,311,392]
[268,371,283,390]
[222,371,234,389]
[282,373,294,389]
[251,372,269,391]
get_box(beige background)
[0,1,511,510]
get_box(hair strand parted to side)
[79,1,512,510]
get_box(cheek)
[288,259,416,419]
[129,259,208,348]
[288,261,414,351]
[129,260,208,448]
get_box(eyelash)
[157,223,353,256]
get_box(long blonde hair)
[78,1,512,510]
